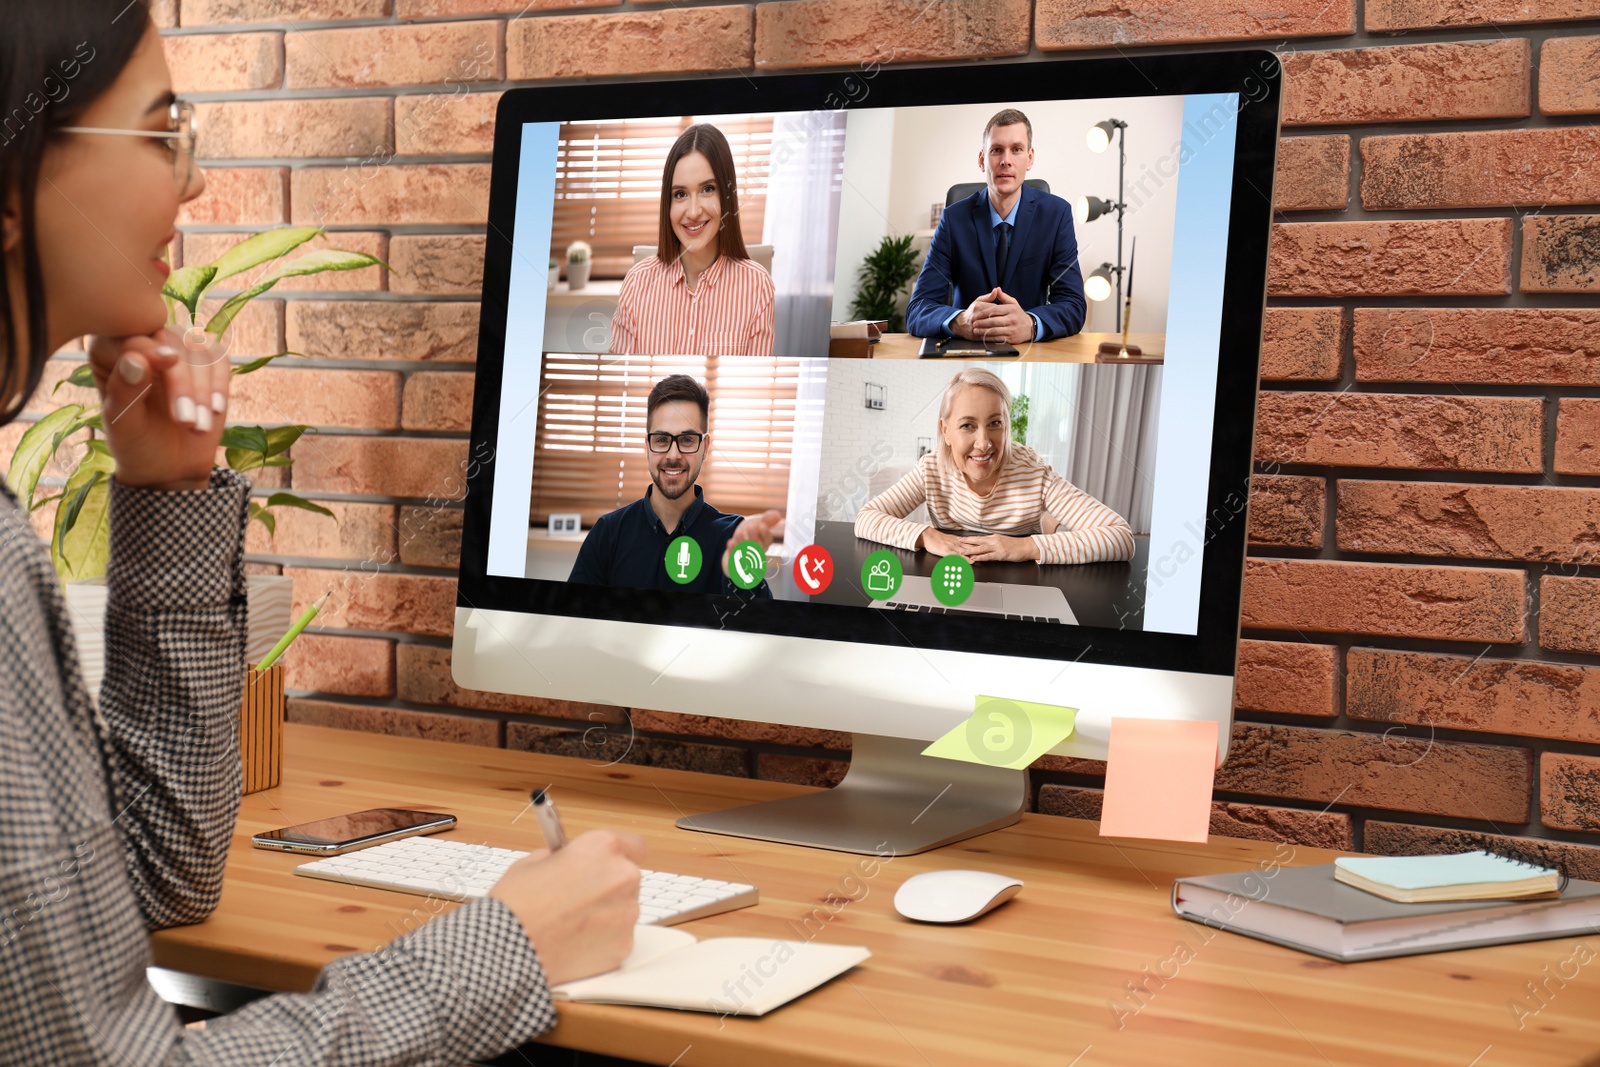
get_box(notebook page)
[554,936,869,1015]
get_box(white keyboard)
[294,836,759,926]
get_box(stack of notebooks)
[1173,851,1600,963]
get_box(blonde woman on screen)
[609,123,775,356]
[856,368,1136,564]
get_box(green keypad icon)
[932,554,975,607]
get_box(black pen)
[530,787,568,851]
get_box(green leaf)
[5,405,84,509]
[205,250,388,338]
[51,443,115,582]
[264,491,335,520]
[222,423,310,473]
[219,425,269,453]
[52,363,97,394]
[263,424,310,457]
[232,350,306,376]
[162,264,218,321]
[206,227,324,285]
[248,501,276,538]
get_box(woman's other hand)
[89,327,229,491]
[957,533,1039,563]
[918,528,969,559]
[489,830,645,987]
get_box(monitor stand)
[676,733,1026,855]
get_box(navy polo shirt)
[567,484,771,597]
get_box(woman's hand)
[489,830,645,987]
[88,327,229,492]
[956,533,1039,563]
[918,528,969,559]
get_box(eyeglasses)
[647,431,705,454]
[58,100,198,189]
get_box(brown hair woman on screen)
[610,123,776,356]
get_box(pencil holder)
[240,662,285,794]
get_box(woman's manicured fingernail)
[116,357,146,384]
[194,406,213,432]
[174,396,196,424]
[211,391,226,414]
[155,345,180,358]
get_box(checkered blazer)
[0,469,556,1065]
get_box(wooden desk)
[152,725,1600,1067]
[866,331,1165,361]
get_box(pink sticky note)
[1099,718,1219,843]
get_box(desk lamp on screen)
[452,52,1282,854]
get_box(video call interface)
[485,93,1242,638]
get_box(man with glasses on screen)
[568,374,781,596]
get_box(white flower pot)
[547,265,560,290]
[567,259,591,290]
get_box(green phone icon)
[729,540,766,590]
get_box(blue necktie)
[994,221,1011,287]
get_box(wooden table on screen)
[149,725,1600,1067]
[857,331,1165,361]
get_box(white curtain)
[763,111,845,357]
[1064,366,1160,535]
[783,358,828,553]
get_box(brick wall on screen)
[127,0,1600,867]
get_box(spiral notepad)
[1334,850,1566,904]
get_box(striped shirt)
[610,253,775,356]
[856,445,1136,565]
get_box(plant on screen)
[849,233,919,334]
[6,227,386,581]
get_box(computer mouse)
[893,870,1023,923]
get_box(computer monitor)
[454,52,1282,854]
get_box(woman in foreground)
[1,5,641,1063]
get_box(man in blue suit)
[905,109,1087,345]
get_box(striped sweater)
[855,445,1136,565]
[609,253,775,356]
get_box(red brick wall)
[118,1,1600,868]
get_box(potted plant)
[5,226,385,686]
[566,240,592,291]
[1011,394,1029,446]
[849,233,920,334]
[548,257,560,291]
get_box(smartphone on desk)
[252,808,457,856]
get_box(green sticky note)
[921,695,1077,769]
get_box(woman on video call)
[1,4,643,1063]
[856,368,1136,564]
[609,123,776,356]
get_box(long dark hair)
[0,0,149,428]
[656,123,749,266]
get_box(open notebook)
[552,925,870,1016]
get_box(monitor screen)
[459,53,1278,681]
